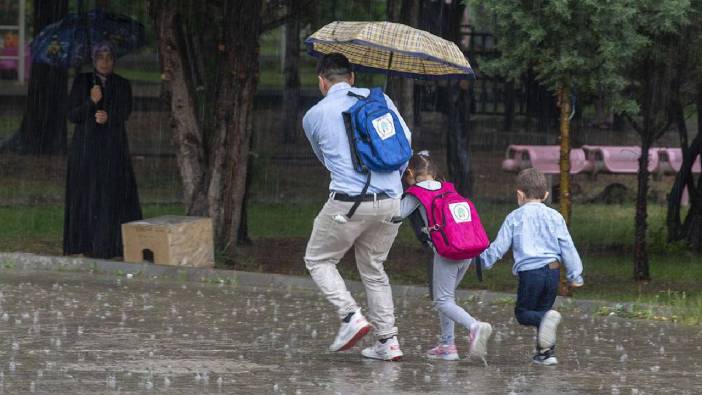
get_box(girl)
[397,152,492,361]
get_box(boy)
[480,168,584,365]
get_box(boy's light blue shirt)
[302,82,411,199]
[480,202,584,284]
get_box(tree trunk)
[678,85,702,252]
[558,86,572,225]
[689,84,702,252]
[208,0,263,257]
[281,0,301,144]
[386,0,418,132]
[679,134,702,251]
[237,150,254,246]
[632,42,675,277]
[152,4,209,215]
[152,0,263,260]
[537,85,556,136]
[503,80,515,131]
[666,96,695,242]
[440,1,473,196]
[446,80,474,197]
[634,137,652,281]
[1,0,68,155]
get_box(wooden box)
[121,216,214,268]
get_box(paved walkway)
[0,265,700,394]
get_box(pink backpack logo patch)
[406,182,489,260]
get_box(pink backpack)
[406,182,489,260]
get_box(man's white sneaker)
[361,336,403,361]
[468,322,492,358]
[329,310,371,352]
[538,310,562,350]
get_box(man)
[302,53,411,361]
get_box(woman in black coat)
[63,41,142,259]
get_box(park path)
[0,270,699,394]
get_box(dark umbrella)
[30,9,145,68]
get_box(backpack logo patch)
[372,113,396,140]
[449,202,472,223]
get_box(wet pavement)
[0,270,700,394]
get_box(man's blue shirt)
[302,82,411,199]
[480,202,584,284]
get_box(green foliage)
[317,0,386,23]
[596,291,702,325]
[473,0,690,113]
[621,1,690,128]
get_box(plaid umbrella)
[305,21,474,80]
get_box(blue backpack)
[340,87,412,219]
[343,88,412,173]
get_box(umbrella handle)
[383,51,394,92]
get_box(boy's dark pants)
[515,265,560,327]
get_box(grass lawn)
[115,68,161,84]
[1,200,701,324]
[0,113,21,140]
[247,200,683,254]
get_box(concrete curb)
[0,252,654,317]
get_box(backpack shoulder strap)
[347,90,368,100]
[439,182,457,194]
[342,111,363,172]
[406,185,438,220]
[368,87,388,103]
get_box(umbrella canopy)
[305,21,474,80]
[30,9,146,68]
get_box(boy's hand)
[569,279,584,288]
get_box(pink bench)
[581,145,659,174]
[0,45,31,80]
[502,144,701,205]
[656,147,702,175]
[501,145,587,174]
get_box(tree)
[667,0,702,253]
[475,0,646,224]
[0,0,69,155]
[150,0,313,259]
[281,0,302,144]
[621,1,690,280]
[151,0,263,258]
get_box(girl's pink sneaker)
[426,344,459,361]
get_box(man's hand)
[95,110,108,124]
[90,85,103,104]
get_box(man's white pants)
[304,197,400,339]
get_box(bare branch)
[654,117,674,141]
